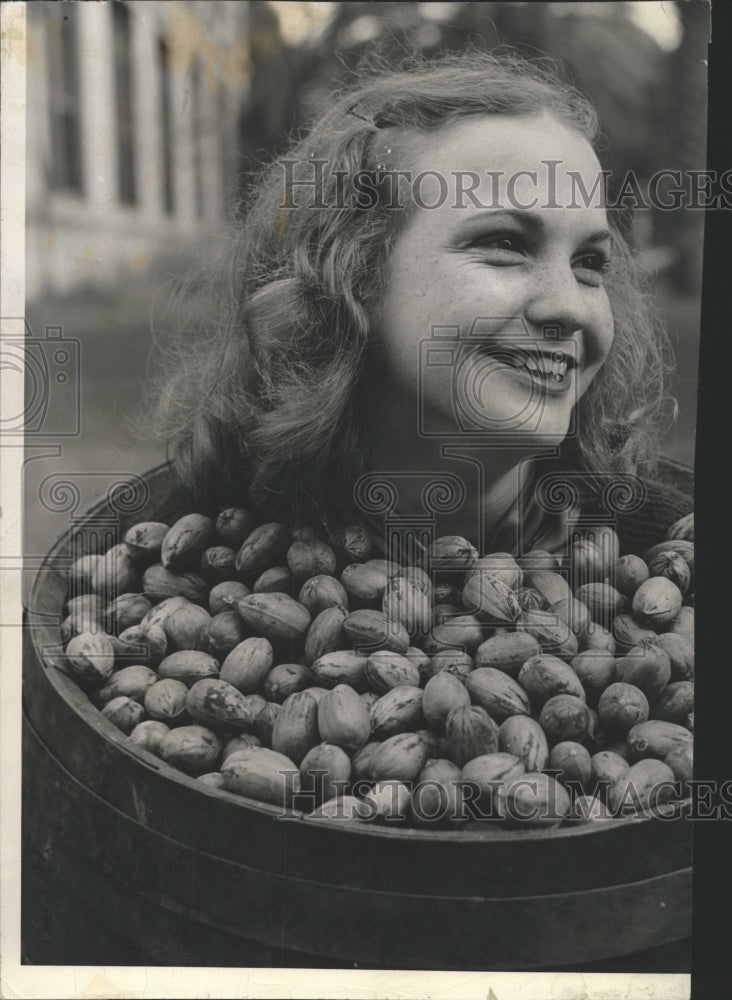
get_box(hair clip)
[346,102,377,127]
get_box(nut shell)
[589,750,630,800]
[238,592,312,642]
[262,663,315,703]
[626,720,693,761]
[287,539,337,588]
[123,523,170,566]
[164,604,211,652]
[465,553,522,591]
[370,732,429,782]
[569,650,616,706]
[610,555,650,599]
[632,577,684,628]
[144,678,189,724]
[215,508,254,549]
[129,720,170,755]
[665,513,694,543]
[496,772,571,828]
[427,536,478,571]
[423,615,484,656]
[142,565,208,605]
[646,551,691,596]
[186,678,258,731]
[65,631,116,683]
[474,632,541,676]
[298,575,349,617]
[422,672,471,732]
[460,752,525,812]
[92,544,140,601]
[252,566,294,595]
[221,747,300,806]
[161,514,215,572]
[364,650,421,693]
[608,758,677,815]
[104,593,153,634]
[116,624,167,668]
[382,575,433,638]
[235,522,291,576]
[317,684,371,753]
[95,664,159,706]
[303,606,348,666]
[340,563,389,609]
[272,690,320,765]
[370,686,424,740]
[445,705,499,767]
[160,725,222,776]
[158,650,220,687]
[328,523,373,563]
[220,637,274,694]
[548,741,592,785]
[101,696,145,734]
[461,573,521,623]
[207,611,249,660]
[517,654,586,707]
[466,667,532,722]
[498,715,549,772]
[597,682,649,736]
[651,681,694,726]
[538,694,591,745]
[424,649,474,684]
[200,546,238,585]
[310,650,369,691]
[615,639,671,700]
[343,609,409,654]
[299,743,352,804]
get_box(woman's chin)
[495,418,573,450]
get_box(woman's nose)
[523,260,594,337]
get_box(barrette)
[346,102,377,127]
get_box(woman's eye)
[573,250,610,284]
[471,234,526,258]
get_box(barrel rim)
[24,707,692,967]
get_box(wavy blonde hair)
[148,51,673,524]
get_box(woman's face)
[369,113,615,445]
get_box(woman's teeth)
[500,351,569,382]
[523,355,569,381]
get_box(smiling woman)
[365,113,618,546]
[147,51,689,557]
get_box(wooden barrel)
[22,463,692,970]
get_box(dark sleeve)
[613,478,693,556]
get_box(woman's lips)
[471,344,578,395]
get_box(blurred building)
[26,1,250,299]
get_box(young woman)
[151,52,691,562]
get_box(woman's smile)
[469,340,579,389]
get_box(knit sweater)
[357,466,693,563]
[600,477,693,556]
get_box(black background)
[690,0,732,998]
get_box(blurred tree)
[235,1,707,288]
[272,3,673,177]
[237,1,311,184]
[659,0,709,293]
